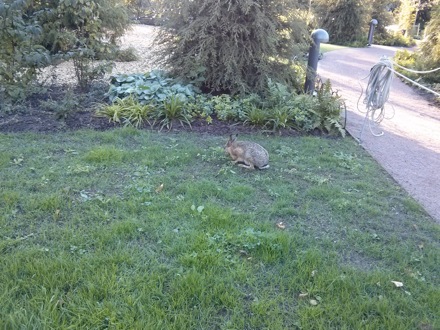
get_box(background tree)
[1,0,130,97]
[312,0,370,45]
[418,4,440,82]
[0,0,50,107]
[371,0,395,38]
[398,0,417,35]
[34,0,130,55]
[125,0,151,19]
[155,0,309,95]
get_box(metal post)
[367,19,378,46]
[304,29,329,94]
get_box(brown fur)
[225,134,269,170]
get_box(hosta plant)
[106,70,198,104]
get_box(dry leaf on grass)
[391,281,404,287]
[155,183,164,193]
[276,222,286,229]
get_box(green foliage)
[209,95,247,122]
[375,32,415,47]
[102,71,345,135]
[370,0,394,38]
[309,80,346,136]
[153,95,193,130]
[39,88,79,120]
[35,0,130,55]
[125,0,155,19]
[107,71,198,104]
[215,80,346,135]
[243,105,269,127]
[0,0,50,107]
[114,47,139,62]
[27,0,129,89]
[393,49,419,80]
[50,0,126,89]
[418,4,440,83]
[0,0,130,108]
[71,49,115,90]
[155,0,308,95]
[394,5,440,93]
[312,0,370,45]
[96,95,154,128]
[398,0,417,37]
[392,4,439,102]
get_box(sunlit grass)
[320,43,349,53]
[0,129,438,329]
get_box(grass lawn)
[1,129,439,329]
[320,44,349,54]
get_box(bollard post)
[367,19,378,46]
[304,29,329,94]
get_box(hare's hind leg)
[238,162,255,169]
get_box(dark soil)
[0,85,301,136]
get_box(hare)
[224,134,269,170]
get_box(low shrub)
[375,32,414,47]
[96,95,154,128]
[153,95,193,130]
[394,49,440,101]
[100,71,346,136]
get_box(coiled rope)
[358,56,440,141]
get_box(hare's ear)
[230,134,238,142]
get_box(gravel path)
[40,25,161,85]
[318,45,440,223]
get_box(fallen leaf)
[239,250,248,256]
[418,243,424,250]
[155,183,164,193]
[298,293,309,298]
[311,270,317,277]
[53,209,61,220]
[391,281,404,288]
[276,222,286,230]
[309,299,318,306]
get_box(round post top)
[370,19,378,25]
[311,29,329,43]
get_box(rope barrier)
[358,56,440,141]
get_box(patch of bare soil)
[0,85,302,136]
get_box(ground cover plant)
[1,129,439,329]
[97,71,346,136]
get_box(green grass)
[0,128,439,329]
[320,43,349,53]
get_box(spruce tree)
[155,0,308,95]
[312,0,370,45]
